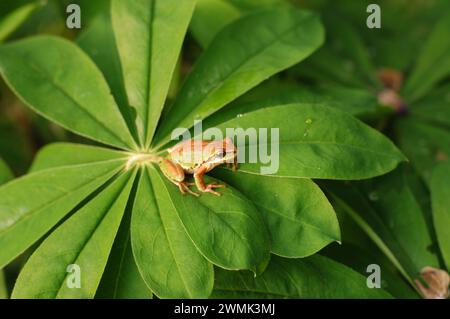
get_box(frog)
[158,137,238,196]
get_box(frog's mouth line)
[125,153,161,170]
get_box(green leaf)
[29,141,147,299]
[213,169,340,257]
[190,0,290,49]
[0,158,11,299]
[0,270,7,299]
[323,243,418,298]
[327,189,414,285]
[111,0,196,146]
[293,48,368,89]
[96,196,152,299]
[403,12,450,102]
[212,255,392,298]
[30,143,127,173]
[0,36,137,150]
[190,0,242,49]
[154,168,271,275]
[0,112,33,175]
[359,170,439,271]
[228,0,287,10]
[430,162,450,270]
[325,168,440,285]
[395,117,450,182]
[215,103,405,179]
[154,8,324,147]
[0,2,39,42]
[0,159,125,269]
[410,83,450,128]
[203,85,378,129]
[131,168,213,298]
[323,15,378,87]
[0,157,13,185]
[77,12,137,140]
[12,170,136,299]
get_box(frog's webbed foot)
[194,167,226,196]
[202,183,225,196]
[177,181,199,197]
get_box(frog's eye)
[216,150,225,158]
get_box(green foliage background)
[0,0,449,299]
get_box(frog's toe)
[178,182,199,197]
[203,183,225,196]
[209,183,225,188]
[205,188,221,196]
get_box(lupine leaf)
[12,170,136,299]
[131,167,213,298]
[111,0,196,146]
[0,160,125,269]
[212,255,391,298]
[153,8,324,147]
[0,36,137,150]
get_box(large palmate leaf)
[212,255,391,298]
[12,171,136,299]
[214,103,405,179]
[153,8,324,147]
[403,11,450,102]
[0,159,126,269]
[213,169,340,257]
[430,163,450,270]
[131,168,213,298]
[111,0,196,146]
[0,36,137,150]
[0,2,40,42]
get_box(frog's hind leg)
[194,166,225,196]
[176,181,199,197]
[159,158,199,196]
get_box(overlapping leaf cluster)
[0,0,409,299]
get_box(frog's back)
[168,139,212,173]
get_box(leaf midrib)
[253,200,339,243]
[147,169,195,298]
[142,0,155,146]
[241,140,402,160]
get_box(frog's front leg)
[159,159,199,197]
[193,166,225,196]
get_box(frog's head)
[206,137,237,167]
